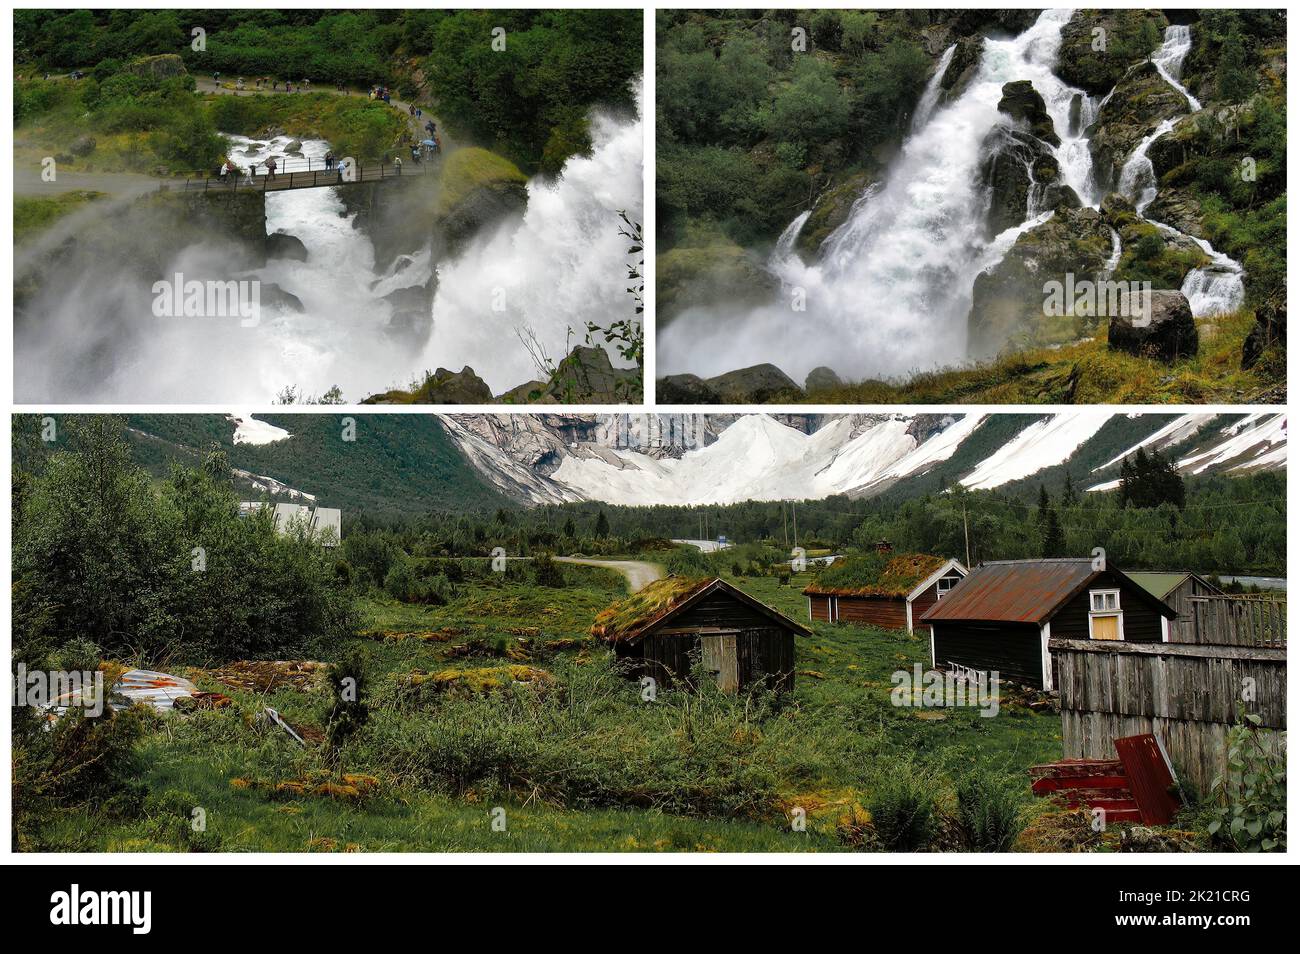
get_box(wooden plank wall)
[1051,637,1286,795]
[1188,595,1287,648]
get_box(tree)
[1216,26,1256,103]
[594,509,610,539]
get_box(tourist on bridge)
[265,156,278,180]
[393,156,402,176]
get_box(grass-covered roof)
[803,552,948,598]
[591,576,714,644]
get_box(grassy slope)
[798,311,1280,405]
[13,190,106,241]
[45,568,1067,853]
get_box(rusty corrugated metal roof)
[920,559,1100,624]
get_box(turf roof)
[803,552,948,598]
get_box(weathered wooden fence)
[1051,637,1286,795]
[1187,594,1286,648]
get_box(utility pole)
[962,502,971,567]
[782,503,788,547]
[792,503,799,549]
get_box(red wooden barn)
[803,553,967,634]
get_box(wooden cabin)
[921,559,1177,691]
[1127,571,1224,642]
[591,577,810,693]
[803,553,967,635]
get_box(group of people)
[369,85,392,104]
[213,72,310,94]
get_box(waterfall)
[422,91,644,393]
[1178,233,1246,316]
[659,9,1094,384]
[1151,23,1202,111]
[1104,227,1122,276]
[769,209,812,272]
[912,44,957,131]
[1115,25,1245,317]
[1117,117,1177,214]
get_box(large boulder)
[804,366,843,394]
[980,126,1065,235]
[417,366,495,403]
[436,148,528,254]
[703,364,803,403]
[1107,289,1198,361]
[542,346,639,403]
[125,53,188,81]
[266,231,308,261]
[997,80,1060,146]
[68,135,97,157]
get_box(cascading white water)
[912,44,956,131]
[1116,25,1246,317]
[1151,23,1202,111]
[659,9,1093,384]
[1117,117,1177,214]
[770,209,811,270]
[421,93,644,393]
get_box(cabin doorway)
[700,633,740,692]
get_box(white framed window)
[1089,589,1120,612]
[936,576,956,599]
[1088,589,1124,640]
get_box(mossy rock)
[406,665,555,696]
[797,171,876,256]
[1057,10,1168,96]
[436,147,528,251]
[656,242,775,326]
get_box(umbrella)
[421,139,437,147]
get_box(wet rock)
[703,363,803,403]
[260,283,304,313]
[436,147,528,255]
[979,125,1059,235]
[1099,191,1136,224]
[1107,289,1198,361]
[939,36,983,100]
[1089,61,1190,195]
[998,80,1060,146]
[804,366,843,393]
[266,231,308,261]
[1058,10,1168,95]
[284,139,303,153]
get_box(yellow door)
[1091,614,1121,640]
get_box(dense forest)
[14,8,642,173]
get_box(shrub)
[531,553,567,588]
[1208,714,1286,852]
[953,768,1028,852]
[868,766,936,851]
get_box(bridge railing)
[160,154,436,193]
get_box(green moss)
[437,147,528,214]
[14,190,105,241]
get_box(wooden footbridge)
[159,154,436,194]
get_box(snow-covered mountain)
[441,412,1287,506]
